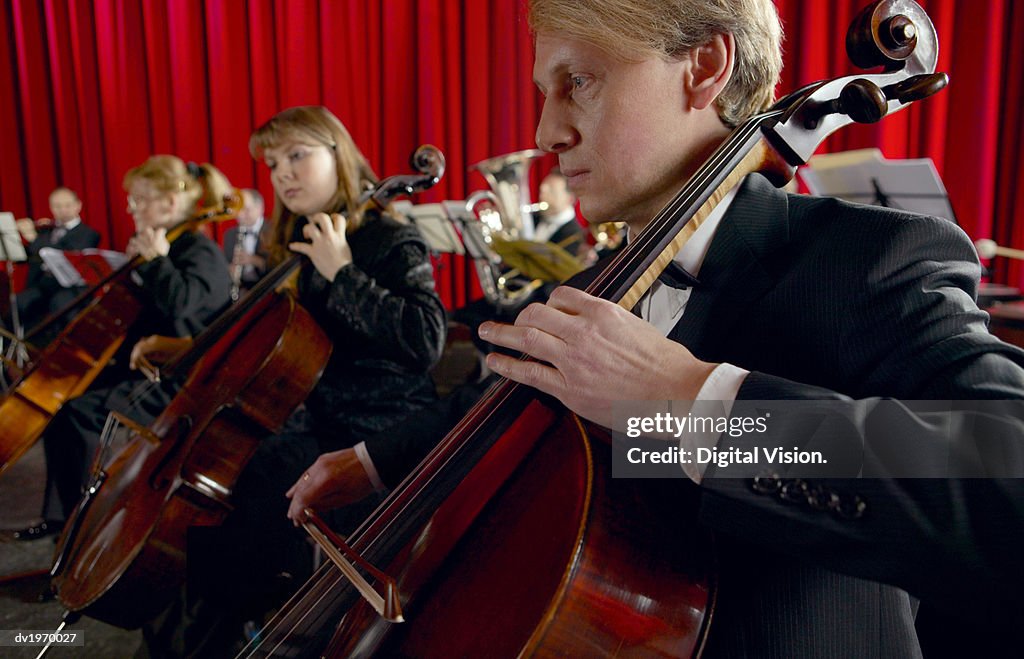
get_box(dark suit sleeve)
[134,234,231,323]
[319,234,446,372]
[698,216,1024,623]
[362,375,497,487]
[61,225,101,250]
[222,227,237,261]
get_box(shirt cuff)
[353,441,387,492]
[696,362,749,406]
[685,362,750,483]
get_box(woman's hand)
[286,448,375,526]
[288,213,353,281]
[127,227,170,261]
[129,335,192,381]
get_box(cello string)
[254,115,783,653]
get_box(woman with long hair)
[141,106,446,657]
[19,156,233,539]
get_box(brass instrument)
[465,149,580,310]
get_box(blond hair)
[249,106,378,267]
[123,155,232,219]
[528,0,783,127]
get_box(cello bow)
[243,2,948,656]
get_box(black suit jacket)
[360,176,1024,656]
[222,222,270,287]
[644,174,1024,656]
[545,214,586,257]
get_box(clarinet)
[229,228,247,301]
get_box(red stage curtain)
[1,0,1021,307]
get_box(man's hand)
[289,213,352,281]
[15,218,37,243]
[286,448,375,526]
[479,286,717,428]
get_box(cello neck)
[585,110,790,310]
[161,254,303,378]
[23,193,243,341]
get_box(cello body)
[51,291,331,628]
[243,390,715,658]
[0,196,241,478]
[0,277,144,476]
[240,2,948,655]
[328,409,716,658]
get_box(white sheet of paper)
[799,149,957,224]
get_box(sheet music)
[799,148,958,224]
[0,212,28,262]
[395,202,465,255]
[40,248,129,287]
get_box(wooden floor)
[0,443,141,658]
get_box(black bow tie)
[656,261,701,290]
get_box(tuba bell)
[464,149,552,311]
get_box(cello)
[0,191,242,477]
[48,146,446,629]
[238,1,948,656]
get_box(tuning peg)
[804,78,888,128]
[804,70,949,129]
[882,72,949,104]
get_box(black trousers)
[41,378,174,521]
[17,281,86,345]
[140,412,385,658]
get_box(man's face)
[237,191,263,227]
[539,175,574,215]
[533,34,702,232]
[49,190,82,225]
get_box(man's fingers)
[484,351,564,398]
[544,285,592,313]
[478,319,560,364]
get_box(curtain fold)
[0,0,1019,307]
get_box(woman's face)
[263,140,339,217]
[127,179,176,231]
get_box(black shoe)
[12,520,60,541]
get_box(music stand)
[799,149,959,224]
[0,212,29,381]
[39,248,129,288]
[394,202,465,255]
[442,201,491,261]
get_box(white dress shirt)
[632,183,750,482]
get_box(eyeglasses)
[126,195,159,213]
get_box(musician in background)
[138,106,446,657]
[222,188,269,297]
[15,187,100,343]
[474,0,1024,655]
[533,169,584,256]
[285,170,592,517]
[13,158,232,541]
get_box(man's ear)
[684,33,734,111]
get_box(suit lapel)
[669,175,790,357]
